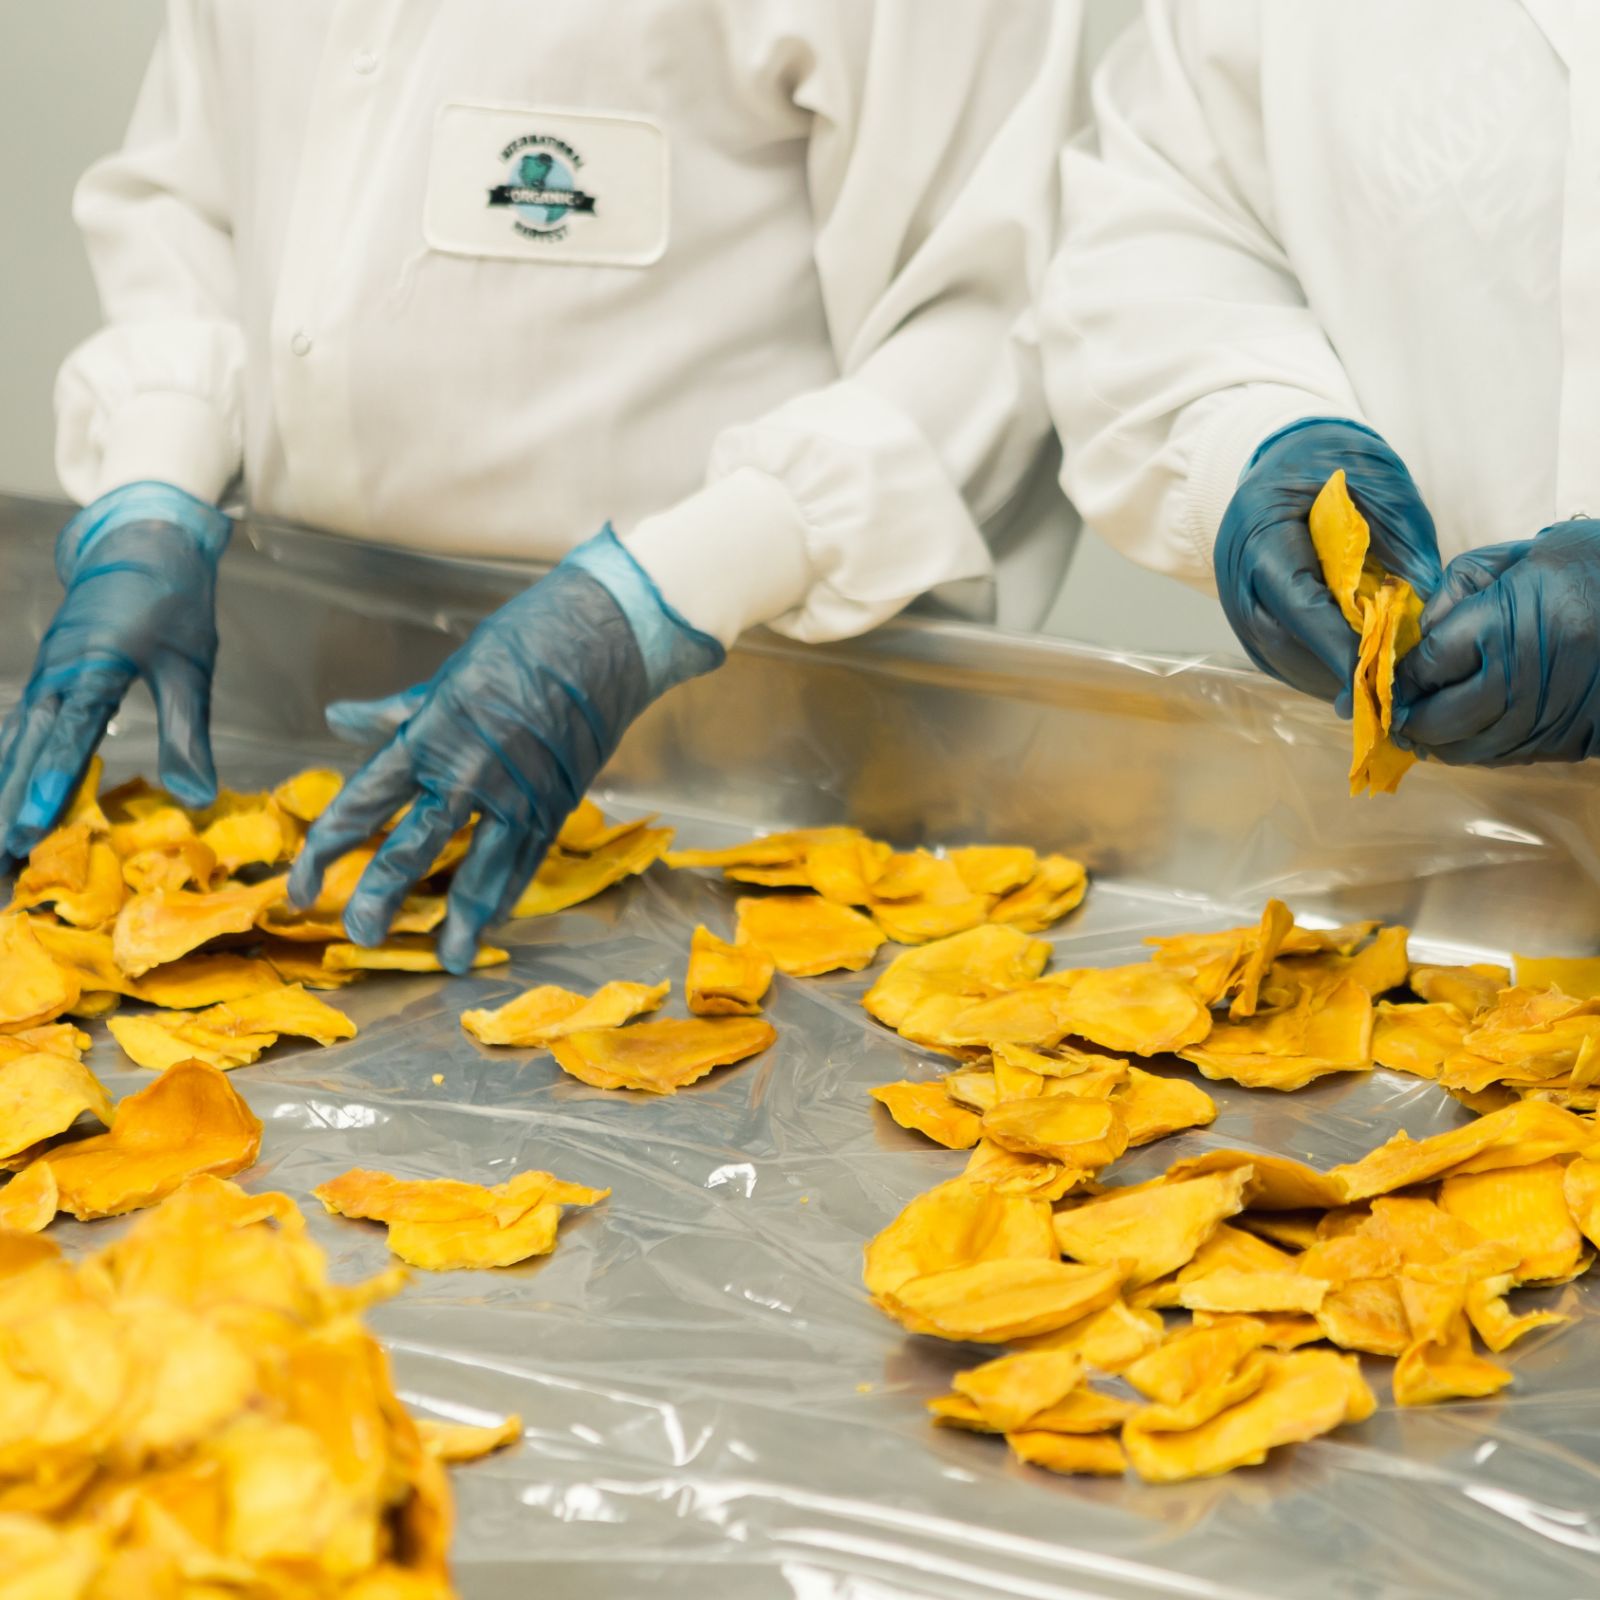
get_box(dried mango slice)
[1123,1348,1374,1483]
[273,767,345,823]
[26,922,130,998]
[1177,1270,1328,1316]
[200,800,297,874]
[1309,469,1383,629]
[512,824,673,918]
[980,1095,1128,1172]
[108,1013,277,1073]
[1393,1272,1512,1406]
[316,1166,608,1271]
[130,953,285,1010]
[0,1050,113,1165]
[863,1177,1056,1302]
[1125,1318,1271,1406]
[927,982,1087,1051]
[1055,964,1212,1056]
[1140,1222,1302,1311]
[1438,1158,1585,1284]
[1313,1275,1410,1356]
[1512,953,1600,999]
[1052,1168,1250,1288]
[35,1059,262,1219]
[963,1138,1083,1202]
[885,1258,1125,1344]
[0,1163,59,1232]
[951,1350,1083,1431]
[1564,1154,1600,1250]
[806,836,895,904]
[1112,1068,1216,1146]
[665,827,865,871]
[1006,1429,1126,1476]
[685,926,774,1016]
[943,1067,1000,1114]
[1163,1148,1346,1212]
[867,854,992,944]
[1409,962,1508,1016]
[0,915,80,1031]
[1009,1299,1164,1370]
[1465,1272,1569,1354]
[862,925,1050,1031]
[1330,1100,1592,1199]
[257,939,365,990]
[461,979,669,1047]
[870,1081,982,1149]
[416,1414,523,1462]
[948,846,1039,898]
[112,878,289,978]
[547,1016,776,1093]
[1022,1385,1138,1433]
[9,831,125,930]
[1373,1000,1469,1079]
[1131,1349,1270,1433]
[735,894,884,976]
[323,939,509,973]
[987,854,1088,934]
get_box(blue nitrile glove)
[1215,419,1443,710]
[288,526,724,973]
[0,481,231,857]
[1393,519,1600,766]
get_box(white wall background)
[0,0,1238,659]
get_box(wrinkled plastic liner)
[3,493,1597,1599]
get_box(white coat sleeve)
[623,0,1082,646]
[54,0,245,507]
[1042,0,1367,591]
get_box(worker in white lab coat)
[3,0,1082,969]
[1045,1,1600,771]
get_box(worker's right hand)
[1214,418,1443,708]
[0,481,231,858]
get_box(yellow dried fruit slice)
[556,801,655,855]
[1315,1275,1410,1356]
[0,1161,59,1231]
[885,1258,1125,1344]
[547,1016,776,1093]
[1372,1000,1469,1079]
[35,1060,262,1220]
[1438,1158,1586,1284]
[1176,1270,1328,1316]
[979,1095,1128,1172]
[1123,1348,1374,1483]
[323,939,509,973]
[1052,1168,1250,1288]
[1022,1386,1139,1433]
[1512,953,1600,999]
[1005,1429,1126,1476]
[273,767,345,822]
[867,853,992,945]
[963,1138,1082,1202]
[1008,1299,1164,1371]
[863,1177,1056,1303]
[986,854,1088,934]
[130,953,285,1010]
[1564,1154,1600,1251]
[1162,1148,1347,1212]
[0,1050,113,1167]
[1056,964,1213,1056]
[948,846,1039,898]
[870,1081,982,1150]
[108,1013,278,1073]
[0,915,80,1032]
[861,925,1050,1031]
[461,980,669,1047]
[950,1350,1084,1432]
[1330,1099,1593,1199]
[735,894,884,976]
[416,1414,523,1462]
[1140,1222,1301,1311]
[201,800,298,875]
[1464,1273,1569,1354]
[665,827,865,871]
[1393,1273,1512,1407]
[1131,1349,1271,1433]
[928,983,1088,1051]
[1409,962,1508,1016]
[112,878,289,977]
[511,825,673,918]
[9,832,125,930]
[1111,1067,1216,1146]
[683,926,775,1017]
[1125,1319,1272,1407]
[1309,469,1382,630]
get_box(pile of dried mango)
[861,898,1600,1481]
[0,1174,523,1598]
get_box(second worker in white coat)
[1046,1,1600,773]
[3,0,1082,968]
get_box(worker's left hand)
[287,527,723,972]
[1394,519,1600,765]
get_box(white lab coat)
[1044,0,1587,592]
[57,0,1083,646]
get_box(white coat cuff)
[621,469,814,649]
[706,378,994,644]
[89,389,237,505]
[1185,385,1369,579]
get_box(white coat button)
[352,50,378,75]
[290,331,313,357]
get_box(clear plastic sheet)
[5,492,1600,1599]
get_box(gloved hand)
[0,481,232,858]
[1393,519,1600,766]
[288,526,724,973]
[1215,418,1443,708]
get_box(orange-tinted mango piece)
[0,915,80,1031]
[987,854,1088,934]
[112,878,289,977]
[884,1258,1125,1344]
[547,1016,775,1093]
[323,939,509,973]
[861,925,1050,1031]
[1005,1429,1127,1476]
[870,1081,982,1149]
[1438,1158,1587,1284]
[735,894,884,977]
[685,926,774,1016]
[461,980,669,1047]
[512,825,673,918]
[0,1050,113,1165]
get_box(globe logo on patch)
[488,136,597,242]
